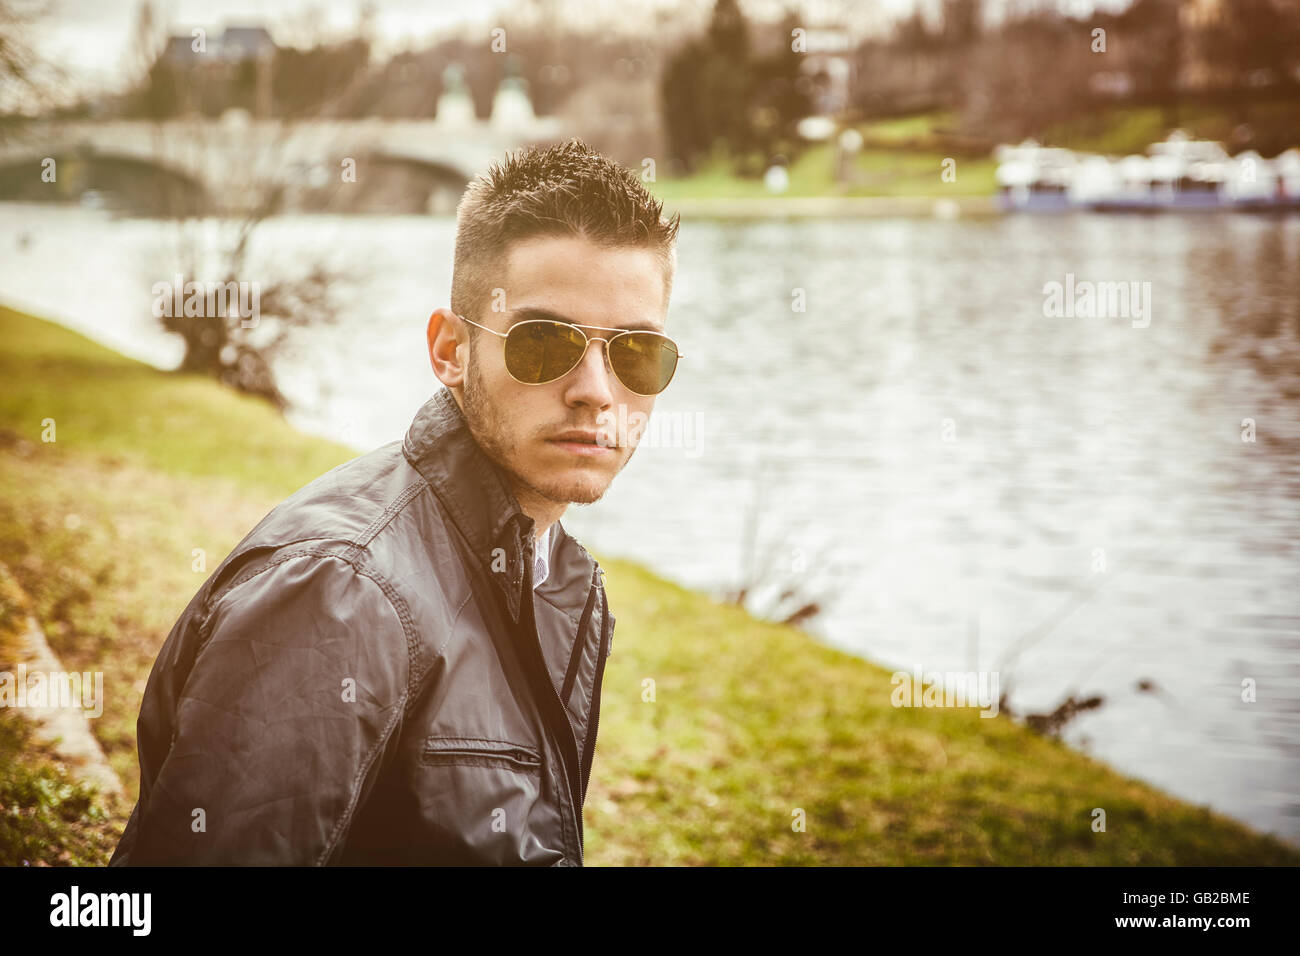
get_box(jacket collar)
[401,387,595,624]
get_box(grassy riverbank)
[1,303,1296,865]
[648,112,999,211]
[648,103,1300,219]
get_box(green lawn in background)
[650,133,997,201]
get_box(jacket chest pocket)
[413,734,566,865]
[420,735,542,772]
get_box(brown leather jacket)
[110,387,614,865]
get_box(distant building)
[161,25,276,116]
[218,26,275,63]
[164,25,275,66]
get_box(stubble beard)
[461,347,615,507]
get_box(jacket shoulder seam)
[345,478,430,555]
[204,544,421,674]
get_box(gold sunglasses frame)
[456,314,685,396]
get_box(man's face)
[458,234,670,508]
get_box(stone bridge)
[0,112,564,214]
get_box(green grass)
[1043,106,1183,156]
[0,712,120,866]
[649,144,997,200]
[0,306,356,496]
[855,110,959,146]
[1043,102,1300,156]
[2,302,1297,865]
[650,114,997,203]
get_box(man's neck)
[510,484,564,541]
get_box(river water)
[3,203,1297,844]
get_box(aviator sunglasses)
[456,313,683,396]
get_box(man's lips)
[546,430,617,455]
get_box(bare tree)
[142,32,372,408]
[0,0,63,127]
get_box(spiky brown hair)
[450,138,680,328]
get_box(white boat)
[994,130,1300,213]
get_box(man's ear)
[427,308,467,389]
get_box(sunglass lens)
[505,321,588,383]
[609,333,679,395]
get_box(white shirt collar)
[533,525,551,589]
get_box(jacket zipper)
[579,586,612,807]
[420,741,542,770]
[515,539,588,864]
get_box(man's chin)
[522,463,617,506]
[539,475,612,506]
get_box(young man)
[109,139,682,866]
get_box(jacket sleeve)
[124,551,411,865]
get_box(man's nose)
[562,336,615,408]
